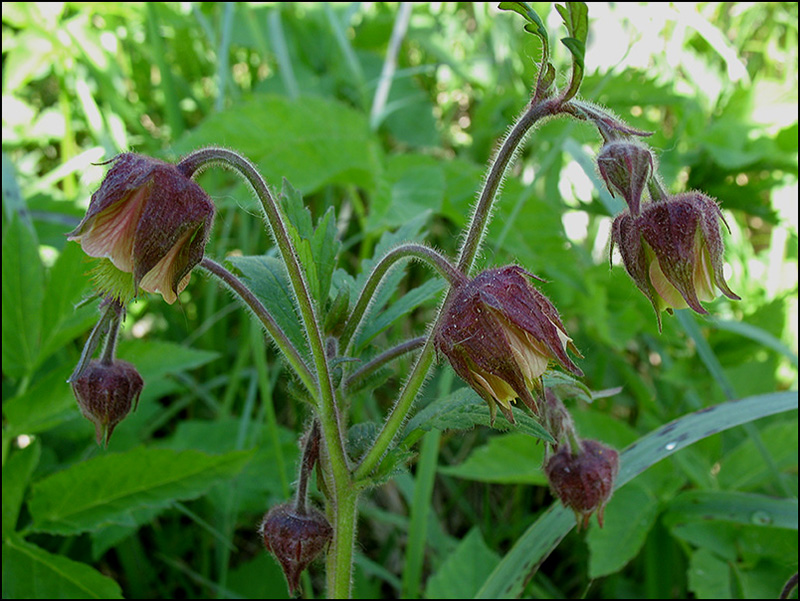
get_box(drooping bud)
[597,141,654,216]
[611,191,740,329]
[68,153,215,304]
[70,359,144,446]
[435,266,582,424]
[260,503,333,595]
[545,438,619,529]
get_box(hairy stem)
[344,336,426,394]
[200,257,316,396]
[179,148,355,597]
[356,99,565,483]
[339,243,467,354]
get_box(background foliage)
[2,2,798,598]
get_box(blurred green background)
[2,2,797,599]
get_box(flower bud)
[611,192,740,329]
[260,503,333,595]
[435,266,582,424]
[70,359,144,447]
[545,438,618,529]
[68,153,215,304]
[597,141,653,216]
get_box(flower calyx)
[260,502,333,596]
[611,191,740,330]
[435,265,582,424]
[545,438,619,529]
[68,153,215,304]
[597,140,654,217]
[71,359,144,447]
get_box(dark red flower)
[435,266,582,423]
[68,153,215,304]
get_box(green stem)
[344,336,426,394]
[355,99,564,483]
[179,148,354,597]
[69,299,121,382]
[200,257,316,396]
[339,243,466,354]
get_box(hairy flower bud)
[70,359,144,446]
[435,266,582,424]
[545,439,619,529]
[611,192,740,329]
[68,153,215,304]
[597,141,654,216]
[260,503,333,595]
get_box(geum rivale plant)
[64,2,773,598]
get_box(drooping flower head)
[611,191,740,329]
[597,140,654,217]
[71,359,144,447]
[435,265,582,424]
[260,503,333,596]
[545,438,619,529]
[68,153,215,304]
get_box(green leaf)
[663,490,798,531]
[2,215,44,378]
[586,482,660,578]
[403,387,554,444]
[28,447,253,535]
[438,433,546,485]
[2,535,123,599]
[498,2,550,61]
[687,548,732,599]
[2,440,41,539]
[3,364,76,437]
[225,254,309,357]
[425,528,501,599]
[716,420,797,491]
[474,391,798,598]
[277,178,341,309]
[174,94,382,194]
[38,243,97,366]
[555,2,588,100]
[115,340,220,381]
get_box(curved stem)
[339,243,466,354]
[180,148,355,597]
[99,302,123,366]
[200,257,316,396]
[344,336,426,393]
[355,99,565,483]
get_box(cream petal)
[76,188,148,272]
[649,259,689,310]
[138,229,193,304]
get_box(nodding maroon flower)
[435,266,582,424]
[597,141,654,217]
[611,191,740,330]
[260,503,333,596]
[545,438,619,529]
[70,359,144,447]
[68,153,215,304]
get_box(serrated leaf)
[403,388,554,444]
[2,440,41,538]
[226,255,308,356]
[174,95,382,194]
[115,339,220,381]
[28,447,253,535]
[38,242,96,367]
[2,215,44,378]
[425,528,500,599]
[2,535,123,599]
[438,433,546,485]
[498,2,550,59]
[586,482,660,578]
